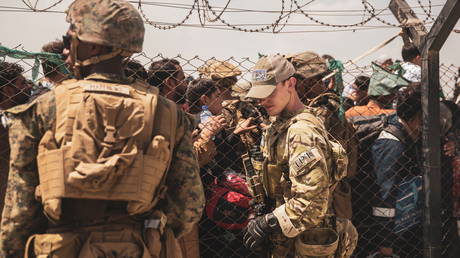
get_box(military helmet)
[66,0,145,54]
[286,51,328,79]
[199,60,242,80]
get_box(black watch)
[265,213,280,231]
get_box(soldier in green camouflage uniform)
[0,1,204,257]
[242,54,356,257]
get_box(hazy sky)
[0,0,459,67]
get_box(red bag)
[206,172,252,230]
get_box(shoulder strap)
[133,81,159,152]
[151,98,178,205]
[383,124,406,144]
[53,80,84,145]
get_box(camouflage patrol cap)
[286,51,328,79]
[198,60,242,80]
[66,0,145,53]
[245,54,295,99]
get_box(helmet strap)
[70,34,82,79]
[78,49,123,67]
[70,33,133,79]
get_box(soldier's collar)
[84,73,133,85]
[277,105,307,122]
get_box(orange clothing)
[345,100,395,118]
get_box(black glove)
[243,213,280,252]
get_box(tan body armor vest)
[36,78,177,221]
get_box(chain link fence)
[1,50,460,257]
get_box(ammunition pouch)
[25,226,151,258]
[332,181,352,220]
[25,232,82,258]
[295,228,339,257]
[265,163,283,199]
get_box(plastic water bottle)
[200,105,213,123]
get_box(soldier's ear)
[286,76,297,91]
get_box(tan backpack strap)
[104,106,118,145]
[151,99,178,205]
[137,85,158,152]
[53,81,84,145]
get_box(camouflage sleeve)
[0,92,55,258]
[164,109,205,238]
[272,122,331,238]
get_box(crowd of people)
[1,0,460,258]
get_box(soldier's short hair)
[396,83,421,122]
[147,58,180,89]
[41,40,65,77]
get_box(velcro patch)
[291,148,321,175]
[82,84,131,96]
[252,69,268,82]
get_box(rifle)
[242,146,270,217]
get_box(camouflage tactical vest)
[36,76,177,221]
[308,92,357,178]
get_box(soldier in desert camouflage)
[242,54,357,257]
[0,0,204,257]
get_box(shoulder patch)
[291,148,322,175]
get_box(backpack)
[206,172,252,231]
[36,78,178,221]
[347,112,405,221]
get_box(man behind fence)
[370,85,423,257]
[0,0,204,257]
[242,54,357,257]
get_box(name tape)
[82,84,131,96]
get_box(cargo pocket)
[295,228,338,257]
[26,232,82,258]
[127,135,170,215]
[333,181,353,220]
[79,228,151,258]
[329,140,348,182]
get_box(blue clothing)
[370,116,423,255]
[372,116,421,209]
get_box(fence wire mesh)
[1,50,460,258]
